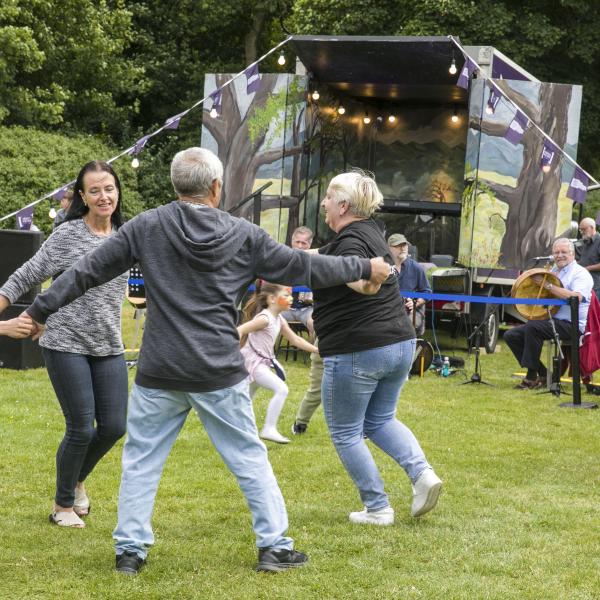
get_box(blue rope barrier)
[401,291,571,306]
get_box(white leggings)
[251,364,289,431]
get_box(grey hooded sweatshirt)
[28,201,373,392]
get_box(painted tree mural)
[461,78,581,269]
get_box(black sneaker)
[291,422,307,435]
[256,548,308,572]
[115,551,146,575]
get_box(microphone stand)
[540,307,564,397]
[461,304,495,386]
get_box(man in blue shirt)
[388,233,431,336]
[504,238,593,389]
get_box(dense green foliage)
[0,0,599,221]
[0,126,144,235]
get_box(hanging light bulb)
[277,51,286,66]
[131,157,140,169]
[542,163,551,174]
[363,112,371,125]
[388,114,396,123]
[311,89,320,101]
[337,105,346,115]
[210,107,219,118]
[449,58,457,75]
[48,207,57,219]
[451,106,459,123]
[485,104,494,115]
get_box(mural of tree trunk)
[468,80,574,268]
[201,74,305,216]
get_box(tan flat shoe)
[49,511,85,528]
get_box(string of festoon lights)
[447,34,599,198]
[1,36,293,224]
[3,33,599,224]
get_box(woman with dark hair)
[0,160,129,528]
[314,170,442,526]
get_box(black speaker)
[0,304,45,370]
[0,229,45,303]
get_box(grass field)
[1,308,599,599]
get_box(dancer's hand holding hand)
[369,257,390,285]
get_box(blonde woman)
[313,170,442,525]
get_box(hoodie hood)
[157,201,253,271]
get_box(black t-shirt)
[313,218,415,357]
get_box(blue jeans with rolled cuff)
[321,339,431,511]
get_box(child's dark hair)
[242,280,285,322]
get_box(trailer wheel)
[483,306,499,354]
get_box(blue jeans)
[113,380,293,559]
[42,349,128,507]
[322,339,430,511]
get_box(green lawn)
[0,313,599,599]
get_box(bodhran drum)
[410,339,434,376]
[510,268,563,320]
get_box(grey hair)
[553,237,575,253]
[170,147,223,198]
[328,169,383,218]
[292,226,313,241]
[580,217,596,229]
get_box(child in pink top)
[238,281,318,444]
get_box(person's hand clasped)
[369,257,391,285]
[1,313,36,339]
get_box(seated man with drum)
[505,238,593,389]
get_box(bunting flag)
[567,167,589,204]
[129,135,151,156]
[164,111,186,130]
[210,89,222,114]
[52,185,70,201]
[245,64,261,94]
[16,206,34,230]
[457,56,477,89]
[540,139,557,171]
[504,110,528,145]
[486,87,501,114]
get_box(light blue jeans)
[113,380,293,559]
[322,339,430,511]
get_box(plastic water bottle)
[441,356,450,377]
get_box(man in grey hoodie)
[27,147,391,575]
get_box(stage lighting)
[388,114,396,123]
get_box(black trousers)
[503,319,574,372]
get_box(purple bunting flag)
[16,205,34,230]
[52,185,69,201]
[486,87,501,114]
[210,89,222,114]
[245,64,261,94]
[504,110,528,145]
[164,111,186,130]
[566,167,589,204]
[540,139,557,171]
[457,56,477,90]
[129,135,151,156]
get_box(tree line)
[1,0,598,233]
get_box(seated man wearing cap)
[388,233,431,336]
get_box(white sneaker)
[349,506,394,526]
[260,429,290,444]
[411,469,442,517]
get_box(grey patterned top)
[0,219,128,355]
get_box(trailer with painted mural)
[200,36,584,352]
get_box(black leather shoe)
[115,551,146,575]
[291,422,307,435]
[256,548,308,572]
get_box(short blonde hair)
[328,170,383,218]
